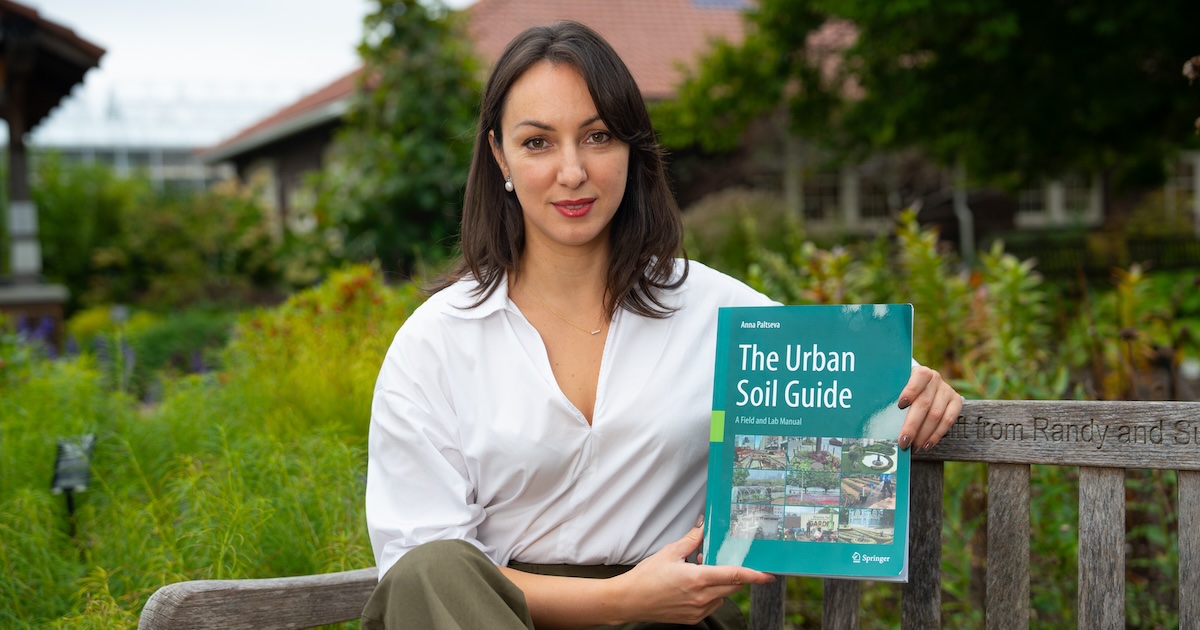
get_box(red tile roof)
[205,0,747,160]
[468,0,747,99]
[203,68,362,162]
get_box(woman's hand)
[896,365,963,451]
[609,526,775,626]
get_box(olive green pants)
[361,539,746,630]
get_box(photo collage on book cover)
[729,435,898,544]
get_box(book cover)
[702,304,914,580]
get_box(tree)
[733,468,750,486]
[823,0,1200,214]
[808,470,840,494]
[653,2,847,153]
[317,0,481,274]
[657,0,1200,218]
[786,470,804,489]
[651,3,842,214]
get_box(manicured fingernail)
[922,442,934,452]
[899,434,911,449]
[695,514,705,528]
[898,397,911,409]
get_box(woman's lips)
[553,198,595,218]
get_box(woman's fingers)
[620,530,775,624]
[912,383,962,450]
[897,366,963,451]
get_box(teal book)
[702,304,914,580]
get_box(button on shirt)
[366,260,775,579]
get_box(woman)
[364,20,962,630]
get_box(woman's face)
[490,61,630,258]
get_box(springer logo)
[851,551,891,565]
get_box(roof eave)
[201,97,350,164]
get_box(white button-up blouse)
[366,260,776,579]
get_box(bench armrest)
[137,567,378,630]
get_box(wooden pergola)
[0,0,103,350]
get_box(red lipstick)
[553,198,595,218]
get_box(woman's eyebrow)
[512,115,603,132]
[514,119,553,131]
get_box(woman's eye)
[524,138,547,150]
[588,131,611,143]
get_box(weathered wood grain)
[914,400,1200,470]
[136,568,377,630]
[986,463,1030,630]
[750,581,784,630]
[822,579,859,630]
[903,460,943,629]
[1180,470,1200,630]
[1077,466,1125,630]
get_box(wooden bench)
[138,399,1200,629]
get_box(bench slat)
[136,568,377,630]
[903,459,944,629]
[986,463,1030,630]
[1180,470,1200,629]
[822,579,859,629]
[749,581,785,630]
[916,400,1200,471]
[136,400,1200,630]
[1078,466,1125,630]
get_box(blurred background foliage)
[1,265,418,628]
[654,0,1200,218]
[313,0,480,275]
[29,153,335,315]
[3,0,1200,628]
[4,219,1199,627]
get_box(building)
[21,80,301,191]
[202,0,750,220]
[203,0,1200,260]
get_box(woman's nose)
[556,149,587,188]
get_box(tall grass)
[2,218,1197,627]
[0,357,125,626]
[1,264,420,628]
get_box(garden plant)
[2,212,1199,628]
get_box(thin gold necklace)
[524,285,603,335]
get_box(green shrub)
[218,263,424,437]
[86,179,283,309]
[0,264,420,627]
[65,305,158,352]
[683,188,798,274]
[32,153,151,313]
[2,220,1195,627]
[0,328,46,387]
[711,207,1193,628]
[65,306,235,401]
[30,156,346,316]
[124,309,236,397]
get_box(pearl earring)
[504,177,514,192]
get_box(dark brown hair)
[433,20,687,318]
